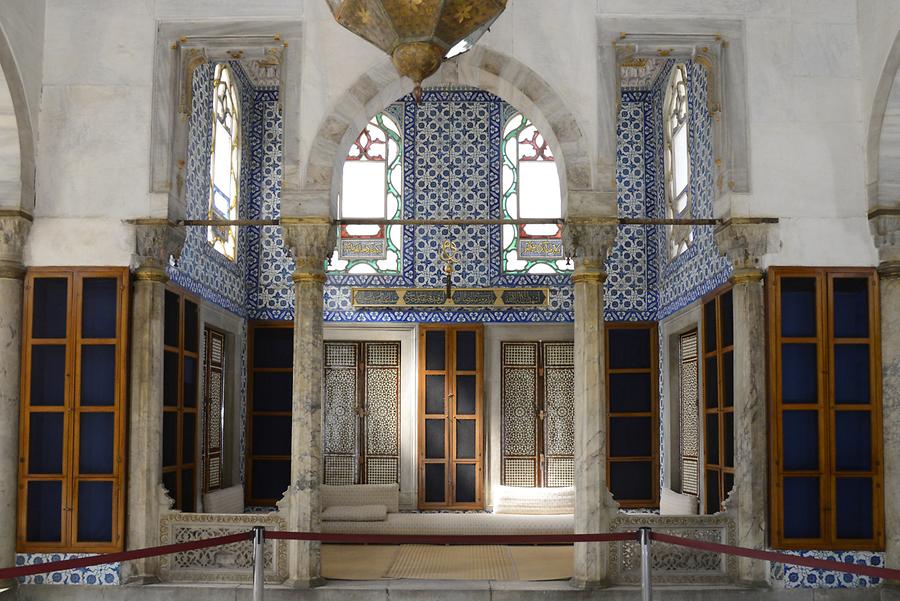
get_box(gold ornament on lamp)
[325,0,508,102]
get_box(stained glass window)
[329,113,402,274]
[208,63,240,261]
[501,113,570,274]
[664,64,692,259]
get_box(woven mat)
[385,545,518,580]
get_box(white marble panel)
[44,0,154,86]
[791,0,857,24]
[791,22,860,79]
[744,19,793,124]
[596,0,789,18]
[24,217,135,267]
[154,0,302,18]
[768,217,879,268]
[36,84,152,218]
[790,77,862,124]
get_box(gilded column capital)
[131,220,186,283]
[563,221,617,280]
[0,212,32,279]
[281,218,336,284]
[715,220,778,282]
[870,213,900,279]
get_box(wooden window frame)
[605,321,660,509]
[701,283,734,513]
[163,286,200,511]
[417,324,484,510]
[18,267,129,553]
[677,329,700,497]
[245,320,292,506]
[202,325,226,494]
[768,266,884,550]
[500,341,574,487]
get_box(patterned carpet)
[321,544,573,581]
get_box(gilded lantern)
[325,0,508,102]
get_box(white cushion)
[320,483,400,513]
[492,485,575,515]
[321,504,388,522]
[659,487,698,515]
[203,484,244,514]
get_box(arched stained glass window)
[329,112,402,274]
[501,113,569,274]
[208,63,240,261]
[664,64,693,259]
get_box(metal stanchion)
[639,527,652,601]
[252,526,265,601]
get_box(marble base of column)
[879,265,900,574]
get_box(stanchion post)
[639,527,652,601]
[252,526,266,601]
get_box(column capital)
[131,220,185,283]
[281,218,335,283]
[715,219,778,282]
[563,220,617,277]
[0,212,32,280]
[870,213,900,278]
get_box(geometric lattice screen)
[678,330,700,497]
[203,327,226,493]
[324,341,400,485]
[500,341,574,487]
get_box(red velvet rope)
[651,532,899,582]
[3,529,898,583]
[0,532,252,580]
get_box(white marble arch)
[0,18,35,213]
[292,46,613,220]
[868,28,900,211]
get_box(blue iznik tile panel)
[15,553,119,585]
[772,550,883,589]
[247,87,661,323]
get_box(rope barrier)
[0,528,897,583]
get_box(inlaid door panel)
[418,325,483,509]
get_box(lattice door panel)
[501,341,574,487]
[203,327,226,493]
[679,331,700,496]
[323,341,401,485]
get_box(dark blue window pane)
[456,420,475,459]
[79,412,114,474]
[704,301,717,352]
[706,470,720,513]
[163,412,177,467]
[252,372,292,412]
[181,468,195,512]
[164,291,180,348]
[705,413,719,466]
[31,345,66,406]
[163,351,178,407]
[182,412,196,465]
[610,416,651,457]
[425,375,445,414]
[608,328,651,369]
[425,331,445,371]
[835,411,871,471]
[26,481,62,542]
[77,482,113,542]
[424,463,445,503]
[834,345,869,404]
[456,375,476,415]
[780,278,817,338]
[833,278,869,339]
[609,373,651,413]
[251,460,289,501]
[80,345,116,406]
[610,461,652,501]
[782,410,819,471]
[721,291,734,347]
[705,356,718,408]
[781,344,818,403]
[724,412,734,468]
[32,278,68,339]
[81,278,117,339]
[162,471,177,500]
[836,478,873,540]
[183,356,197,408]
[183,301,198,353]
[455,331,476,371]
[253,327,293,369]
[723,351,734,408]
[455,464,476,503]
[29,413,64,474]
[783,477,820,539]
[425,419,445,459]
[252,415,291,456]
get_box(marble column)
[278,219,334,588]
[871,214,900,573]
[0,212,30,589]
[564,221,618,588]
[715,221,775,586]
[122,221,184,584]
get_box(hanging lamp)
[325,0,508,102]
